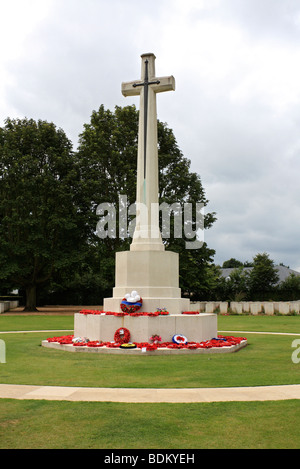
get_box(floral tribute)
[182,311,200,315]
[120,298,143,314]
[72,336,89,344]
[172,334,188,345]
[79,309,170,317]
[120,290,143,314]
[150,334,162,344]
[120,343,137,349]
[46,334,247,351]
[114,327,131,344]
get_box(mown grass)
[218,313,300,333]
[0,314,74,332]
[1,314,300,449]
[0,399,299,449]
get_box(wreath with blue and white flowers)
[172,334,188,345]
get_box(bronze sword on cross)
[121,53,175,246]
[122,54,175,193]
[132,59,160,179]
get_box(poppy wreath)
[120,343,137,349]
[114,327,131,344]
[182,311,200,315]
[172,334,188,344]
[120,297,143,314]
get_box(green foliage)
[222,258,244,268]
[178,245,219,300]
[0,118,86,310]
[223,266,251,301]
[278,274,300,301]
[215,253,295,301]
[248,253,279,300]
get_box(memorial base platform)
[74,312,217,344]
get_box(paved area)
[0,383,300,402]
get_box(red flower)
[87,341,102,347]
[177,336,185,342]
[146,344,157,351]
[114,327,131,344]
[182,311,200,315]
[79,309,170,317]
[120,297,143,314]
[106,343,120,348]
[46,334,246,351]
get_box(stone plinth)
[104,249,190,315]
[111,250,181,298]
[104,298,190,316]
[74,313,217,344]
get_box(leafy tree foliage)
[279,274,300,301]
[222,258,244,268]
[0,118,85,310]
[221,266,251,301]
[216,253,288,301]
[248,253,279,300]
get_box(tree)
[77,105,217,297]
[179,246,221,300]
[279,274,300,301]
[222,258,244,268]
[223,266,250,301]
[249,253,279,300]
[0,118,85,311]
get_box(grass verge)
[0,399,299,449]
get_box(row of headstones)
[191,301,300,315]
[0,301,19,314]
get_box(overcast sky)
[1,0,300,271]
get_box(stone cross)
[122,53,175,251]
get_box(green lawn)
[218,313,300,333]
[0,399,299,449]
[0,314,74,332]
[1,314,300,449]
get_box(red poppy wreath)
[114,327,131,344]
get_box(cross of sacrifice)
[121,53,175,251]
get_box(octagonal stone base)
[74,312,217,344]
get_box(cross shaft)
[132,59,161,179]
[121,53,175,251]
